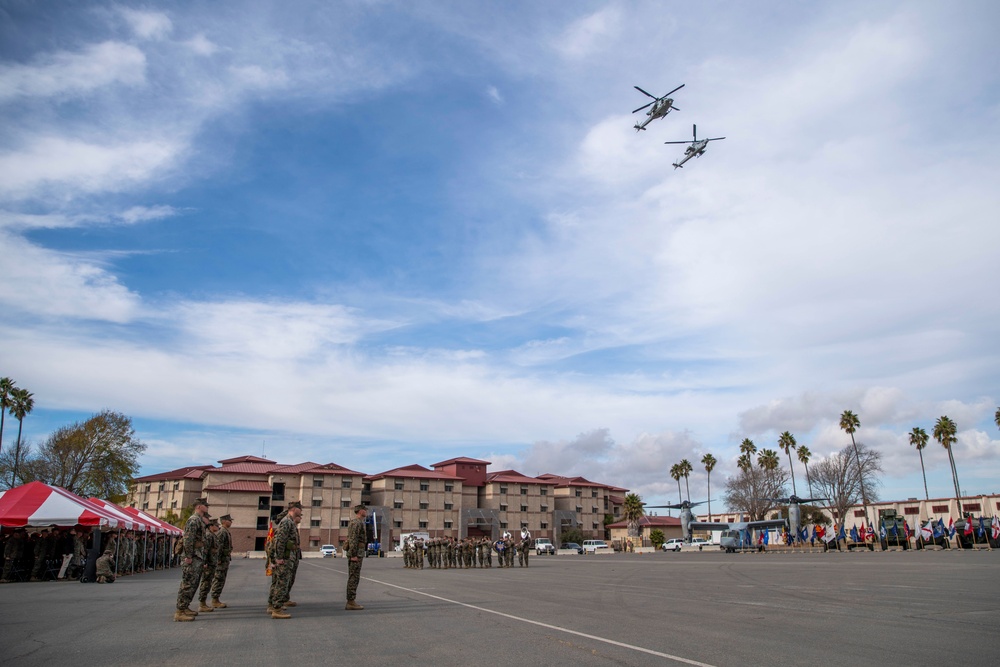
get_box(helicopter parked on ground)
[664,124,725,168]
[632,84,684,131]
[644,499,787,550]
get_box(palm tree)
[701,453,717,521]
[622,493,644,540]
[740,438,757,457]
[669,464,683,505]
[995,407,1000,432]
[778,431,798,495]
[908,426,930,500]
[737,438,756,473]
[0,377,14,458]
[9,386,34,485]
[678,459,693,502]
[757,448,780,471]
[933,415,963,514]
[839,409,870,529]
[796,445,812,497]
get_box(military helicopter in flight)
[645,499,787,551]
[761,495,829,543]
[664,124,725,169]
[632,84,684,131]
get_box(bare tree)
[723,464,789,522]
[810,442,883,530]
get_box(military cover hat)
[287,500,303,509]
[219,514,233,522]
[354,504,367,513]
[193,497,209,507]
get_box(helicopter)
[645,499,787,551]
[632,84,684,131]
[664,124,725,169]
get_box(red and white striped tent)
[0,481,130,529]
[123,506,182,536]
[88,498,157,533]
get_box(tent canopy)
[0,481,126,528]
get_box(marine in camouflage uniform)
[268,503,301,618]
[345,505,367,610]
[505,538,515,567]
[2,529,26,582]
[174,498,209,622]
[96,549,116,583]
[197,519,220,611]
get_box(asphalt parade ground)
[1,549,998,666]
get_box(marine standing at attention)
[174,497,209,622]
[198,518,220,612]
[345,504,367,610]
[210,514,233,608]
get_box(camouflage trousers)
[268,557,297,609]
[522,550,529,567]
[346,558,363,601]
[198,563,216,602]
[176,558,204,610]
[211,558,231,599]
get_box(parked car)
[663,538,710,552]
[320,544,337,557]
[561,542,582,554]
[534,538,556,555]
[582,539,610,554]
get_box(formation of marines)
[402,535,533,569]
[173,499,234,621]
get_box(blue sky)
[1,1,998,507]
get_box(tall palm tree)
[933,415,962,514]
[839,409,870,529]
[757,448,780,471]
[778,431,798,495]
[622,493,644,540]
[9,386,34,485]
[796,445,812,497]
[678,459,693,502]
[0,377,14,458]
[669,464,683,504]
[701,453,717,521]
[740,438,757,458]
[908,426,930,500]
[737,438,756,473]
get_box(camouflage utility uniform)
[198,527,218,606]
[268,513,299,610]
[345,515,366,602]
[211,524,232,602]
[175,513,206,612]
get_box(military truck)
[878,509,910,550]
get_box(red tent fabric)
[88,498,156,533]
[0,481,127,528]
[122,506,182,536]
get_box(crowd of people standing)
[402,534,533,569]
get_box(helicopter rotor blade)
[705,137,726,142]
[632,101,655,114]
[634,85,657,99]
[665,83,685,97]
[671,106,680,111]
[663,140,691,145]
[692,124,697,141]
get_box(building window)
[159,482,165,492]
[965,503,981,512]
[342,479,352,489]
[444,503,453,510]
[576,506,582,513]
[575,490,582,497]
[445,484,454,492]
[310,539,320,547]
[592,507,598,514]
[142,502,148,510]
[931,505,949,514]
[312,498,322,507]
[541,505,548,511]
[394,521,402,528]
[156,500,163,508]
[500,504,507,512]
[521,487,528,495]
[419,521,428,529]
[592,490,598,498]
[500,486,508,495]
[272,483,285,501]
[854,510,865,517]
[394,481,405,490]
[313,477,324,487]
[593,523,599,530]
[171,501,177,509]
[540,489,547,496]
[419,482,429,492]
[145,484,151,492]
[394,501,403,509]
[173,482,179,491]
[904,507,919,515]
[500,522,507,529]
[256,517,269,530]
[310,519,321,528]
[363,482,372,492]
[419,502,428,510]
[258,496,270,510]
[444,521,453,529]
[341,519,350,528]
[521,505,528,512]
[342,500,351,508]
[540,522,548,529]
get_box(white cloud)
[486,85,502,103]
[184,34,219,56]
[120,9,174,41]
[553,6,624,59]
[0,135,184,201]
[0,41,145,102]
[118,205,179,224]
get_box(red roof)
[367,464,463,481]
[536,473,609,489]
[203,480,274,493]
[485,470,551,485]
[218,455,276,464]
[430,456,492,467]
[215,462,278,474]
[133,465,214,483]
[606,515,681,529]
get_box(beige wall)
[481,481,557,538]
[368,476,463,538]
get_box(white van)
[581,539,610,554]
